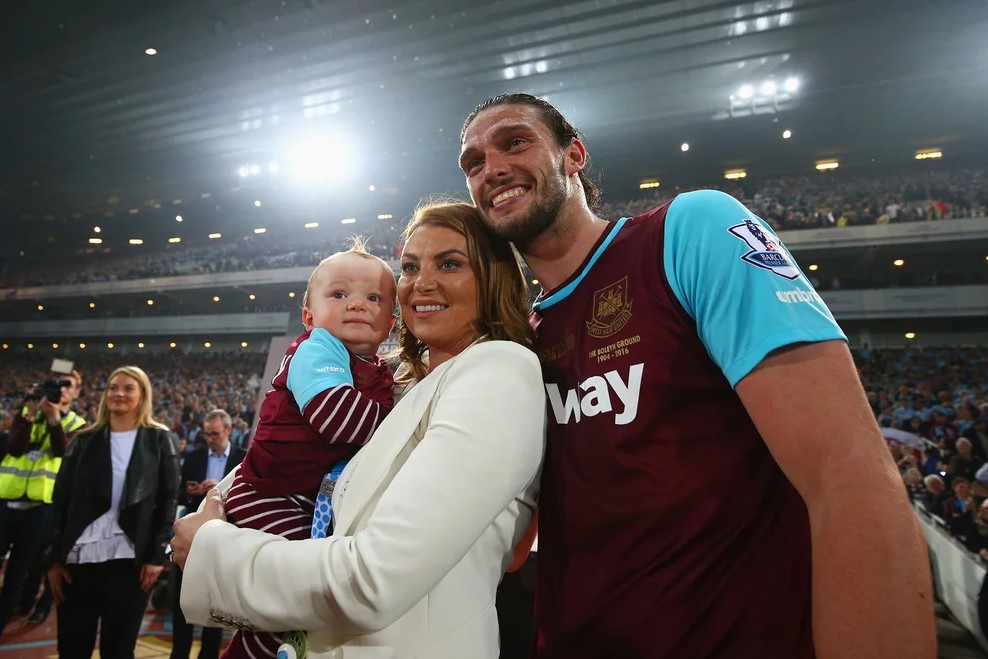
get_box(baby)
[223,238,397,659]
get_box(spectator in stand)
[171,414,187,441]
[229,416,246,449]
[893,398,916,425]
[913,398,933,423]
[963,499,988,559]
[969,419,988,461]
[942,477,978,541]
[922,474,948,513]
[904,468,928,503]
[929,410,958,449]
[948,438,982,483]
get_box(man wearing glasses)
[170,409,246,659]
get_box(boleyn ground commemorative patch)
[727,218,801,280]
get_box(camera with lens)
[25,379,71,403]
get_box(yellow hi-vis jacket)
[0,409,86,504]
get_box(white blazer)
[181,340,546,658]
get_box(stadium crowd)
[857,345,988,559]
[2,166,984,290]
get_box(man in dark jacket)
[171,409,246,659]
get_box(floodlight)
[783,77,800,93]
[738,85,754,99]
[285,133,360,183]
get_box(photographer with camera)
[0,368,85,640]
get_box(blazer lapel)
[90,428,113,506]
[121,427,154,509]
[335,360,455,535]
[222,449,242,478]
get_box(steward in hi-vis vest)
[0,372,86,640]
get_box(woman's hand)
[47,564,72,605]
[171,487,226,570]
[140,564,164,592]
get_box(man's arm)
[736,340,936,659]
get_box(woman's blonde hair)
[83,365,167,434]
[395,201,534,383]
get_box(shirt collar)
[210,443,231,460]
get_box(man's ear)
[563,138,588,177]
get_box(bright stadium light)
[915,148,943,160]
[783,77,800,93]
[285,132,360,184]
[680,143,690,152]
[783,129,792,139]
[760,81,777,96]
[738,84,755,99]
[904,332,916,340]
[238,166,250,178]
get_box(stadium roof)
[2,0,987,249]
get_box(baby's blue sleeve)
[287,328,354,411]
[663,190,846,388]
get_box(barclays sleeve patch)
[727,218,800,280]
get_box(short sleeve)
[663,190,846,388]
[287,328,354,410]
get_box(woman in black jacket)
[45,365,180,659]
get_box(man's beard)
[482,162,568,247]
